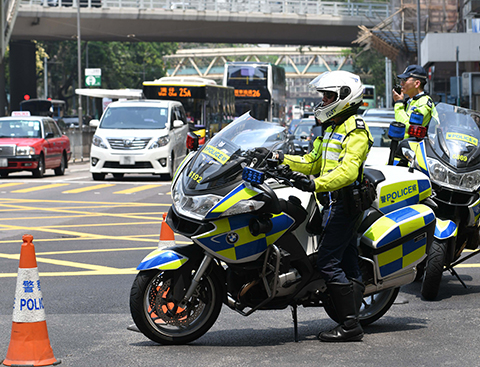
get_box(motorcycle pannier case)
[361,204,435,279]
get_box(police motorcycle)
[129,113,437,345]
[389,103,480,301]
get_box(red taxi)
[0,112,71,178]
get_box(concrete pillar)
[9,40,37,111]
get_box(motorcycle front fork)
[179,253,213,308]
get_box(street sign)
[85,68,101,87]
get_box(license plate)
[119,156,135,165]
[0,158,7,167]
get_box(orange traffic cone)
[2,235,60,367]
[158,212,175,248]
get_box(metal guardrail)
[64,126,95,161]
[21,0,391,18]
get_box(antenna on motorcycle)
[186,132,199,151]
[387,121,405,165]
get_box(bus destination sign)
[234,88,270,99]
[157,87,193,98]
[235,89,260,98]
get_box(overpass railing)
[21,0,391,18]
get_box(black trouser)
[316,198,363,283]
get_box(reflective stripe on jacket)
[283,115,373,193]
[394,93,438,138]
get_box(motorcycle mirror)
[403,148,415,162]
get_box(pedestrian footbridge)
[3,0,391,58]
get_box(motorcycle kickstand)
[290,304,299,343]
[447,267,468,289]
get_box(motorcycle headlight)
[461,171,480,191]
[427,158,480,192]
[92,135,108,149]
[427,159,447,182]
[16,146,35,156]
[172,175,222,220]
[150,136,170,149]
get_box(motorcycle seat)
[364,168,385,188]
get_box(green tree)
[38,40,177,113]
[346,47,397,107]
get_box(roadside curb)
[70,157,90,165]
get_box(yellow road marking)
[0,204,165,212]
[0,269,139,277]
[11,183,70,193]
[0,197,165,205]
[0,214,165,221]
[0,252,129,271]
[0,183,25,189]
[113,184,162,194]
[0,224,162,242]
[62,184,115,193]
[0,203,168,220]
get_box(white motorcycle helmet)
[309,71,364,123]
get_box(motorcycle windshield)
[185,113,287,191]
[428,103,480,168]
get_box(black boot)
[318,281,364,342]
[351,278,365,315]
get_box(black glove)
[269,150,284,165]
[291,172,316,192]
[253,147,270,161]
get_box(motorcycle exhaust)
[278,269,301,288]
[364,267,417,296]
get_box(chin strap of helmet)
[330,101,362,122]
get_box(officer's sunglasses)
[322,91,336,99]
[399,77,416,84]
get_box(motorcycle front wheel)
[324,287,400,326]
[130,269,223,345]
[421,239,448,301]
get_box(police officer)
[272,71,373,342]
[393,64,437,137]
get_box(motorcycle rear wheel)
[421,239,448,301]
[130,269,223,345]
[324,287,400,326]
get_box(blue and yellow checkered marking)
[363,204,434,278]
[194,213,294,262]
[469,197,480,224]
[376,234,428,277]
[434,219,457,239]
[137,249,188,271]
[206,183,260,219]
[410,140,429,175]
[379,179,431,214]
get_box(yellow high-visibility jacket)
[283,115,373,193]
[394,93,438,138]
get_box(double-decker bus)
[223,62,286,122]
[143,77,235,143]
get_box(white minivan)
[89,100,188,180]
